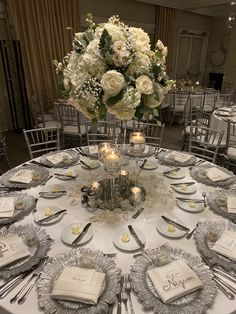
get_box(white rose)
[145,83,166,108]
[63,78,70,90]
[156,40,165,51]
[127,53,150,76]
[101,70,125,96]
[136,75,153,95]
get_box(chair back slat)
[23,127,60,159]
[132,121,165,148]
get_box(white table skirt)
[1,148,236,314]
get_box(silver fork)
[125,274,135,314]
[121,275,128,314]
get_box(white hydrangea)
[129,27,150,52]
[127,52,151,76]
[104,23,126,42]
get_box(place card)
[46,152,72,165]
[212,230,236,261]
[0,197,15,218]
[9,169,33,184]
[0,234,31,267]
[206,168,231,182]
[51,266,105,304]
[227,197,236,213]
[147,259,203,303]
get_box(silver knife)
[80,160,92,169]
[140,158,147,169]
[176,197,204,203]
[132,207,144,219]
[54,173,77,178]
[163,167,181,175]
[72,223,92,245]
[128,225,145,249]
[37,209,67,223]
[161,216,190,232]
[170,182,195,186]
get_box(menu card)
[9,169,33,184]
[51,266,105,304]
[0,234,31,267]
[46,152,72,165]
[147,259,203,303]
[206,168,231,182]
[212,230,236,261]
[166,152,192,163]
[227,197,236,213]
[0,197,15,218]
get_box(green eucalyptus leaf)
[106,89,124,107]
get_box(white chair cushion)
[38,121,61,128]
[227,147,236,161]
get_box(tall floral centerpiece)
[54,14,174,122]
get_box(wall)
[79,0,157,45]
[223,25,236,93]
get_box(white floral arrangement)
[54,14,174,121]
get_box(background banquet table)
[1,147,236,314]
[210,108,236,142]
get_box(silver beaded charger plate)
[121,144,156,158]
[0,224,51,279]
[190,164,236,187]
[207,189,236,220]
[40,150,79,168]
[194,219,236,272]
[130,244,217,314]
[158,150,196,166]
[0,164,49,189]
[0,192,35,225]
[37,248,121,314]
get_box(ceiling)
[136,0,235,17]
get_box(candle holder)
[129,186,142,208]
[98,142,114,162]
[130,132,146,184]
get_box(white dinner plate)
[80,159,100,169]
[156,217,187,238]
[171,183,197,194]
[34,206,65,225]
[39,184,66,198]
[113,226,146,251]
[176,199,205,213]
[61,222,93,246]
[140,160,158,170]
[163,169,185,179]
[54,169,79,180]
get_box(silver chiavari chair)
[169,91,189,127]
[23,127,60,159]
[223,121,236,169]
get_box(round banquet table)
[1,147,236,314]
[210,108,236,143]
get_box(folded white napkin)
[167,152,192,163]
[88,146,98,155]
[51,266,105,304]
[0,197,15,218]
[147,259,203,303]
[212,230,236,261]
[206,167,231,182]
[46,152,72,165]
[9,169,33,184]
[55,168,78,177]
[227,197,236,213]
[0,234,31,267]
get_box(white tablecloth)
[1,149,236,314]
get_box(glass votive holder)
[98,142,114,162]
[129,186,142,207]
[119,170,129,185]
[130,132,145,155]
[208,226,222,242]
[90,181,102,197]
[103,148,121,173]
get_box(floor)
[1,124,184,171]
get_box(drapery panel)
[156,6,176,76]
[5,0,80,109]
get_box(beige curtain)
[156,6,176,76]
[5,0,80,110]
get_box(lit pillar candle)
[130,132,145,154]
[103,149,121,173]
[119,170,129,186]
[98,142,113,161]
